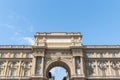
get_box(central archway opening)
[46,61,70,80]
[50,67,67,80]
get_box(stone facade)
[0,32,120,80]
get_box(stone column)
[4,60,8,76]
[108,61,112,76]
[18,60,21,76]
[72,56,76,76]
[41,56,44,76]
[80,57,84,75]
[32,56,36,76]
[95,60,98,76]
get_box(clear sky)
[0,0,120,80]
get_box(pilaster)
[18,60,21,76]
[80,57,84,75]
[72,56,76,76]
[32,56,36,76]
[4,60,8,76]
[95,60,98,76]
[108,60,112,76]
[41,56,44,76]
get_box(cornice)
[34,32,82,37]
[1,45,120,50]
[32,46,46,49]
[85,58,120,60]
[0,45,32,50]
[0,58,32,61]
[83,45,120,50]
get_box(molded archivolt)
[45,60,71,78]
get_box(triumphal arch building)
[0,32,120,80]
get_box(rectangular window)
[99,53,103,58]
[0,62,2,67]
[112,53,115,58]
[25,62,29,67]
[86,53,90,58]
[36,69,40,75]
[1,53,4,58]
[76,68,80,75]
[24,70,27,76]
[75,57,80,65]
[37,57,41,64]
[10,70,14,77]
[12,62,16,67]
[13,53,17,58]
[26,53,29,58]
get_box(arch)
[45,60,71,78]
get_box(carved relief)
[98,61,108,69]
[111,61,120,69]
[33,49,44,57]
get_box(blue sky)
[0,0,120,80]
[0,0,120,45]
[50,67,66,80]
